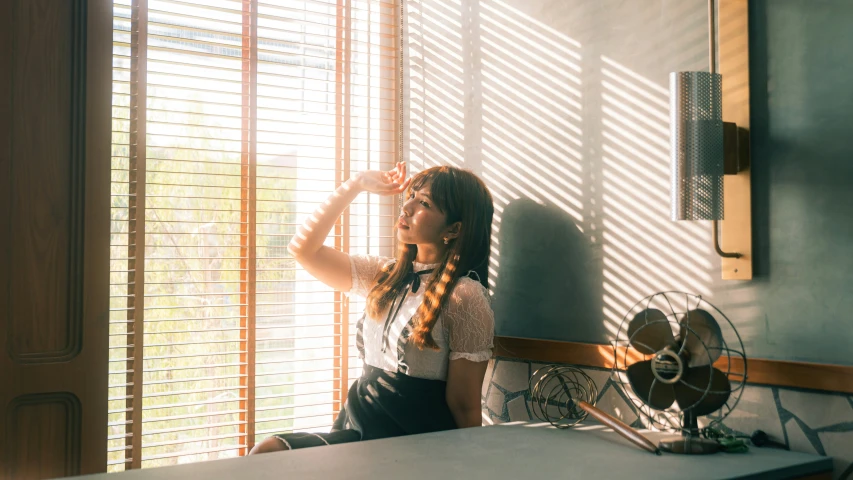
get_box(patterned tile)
[492,359,530,393]
[482,359,496,398]
[785,418,819,455]
[486,386,505,418]
[483,359,852,480]
[581,368,615,399]
[489,415,506,425]
[719,385,784,441]
[595,384,639,426]
[507,396,530,422]
[779,390,853,430]
[530,363,549,375]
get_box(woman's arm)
[442,279,494,428]
[446,358,488,428]
[287,163,410,292]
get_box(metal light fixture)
[670,0,751,273]
[670,71,724,223]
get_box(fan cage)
[610,291,748,432]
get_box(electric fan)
[611,291,748,454]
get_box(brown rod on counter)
[578,401,662,455]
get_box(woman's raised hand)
[352,162,411,195]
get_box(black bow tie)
[405,268,435,293]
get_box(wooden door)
[0,0,112,477]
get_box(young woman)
[250,163,495,454]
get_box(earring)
[443,238,449,245]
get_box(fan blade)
[678,309,724,367]
[674,366,731,416]
[627,361,676,410]
[627,308,676,354]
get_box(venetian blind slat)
[109,0,400,470]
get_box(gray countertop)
[76,422,833,480]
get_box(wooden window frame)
[115,0,400,467]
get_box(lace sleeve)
[346,254,394,298]
[443,278,495,362]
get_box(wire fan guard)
[610,292,747,432]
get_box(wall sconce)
[670,0,752,280]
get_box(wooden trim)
[239,0,249,455]
[65,0,89,364]
[339,0,353,406]
[238,0,258,454]
[247,0,258,453]
[494,337,617,369]
[393,0,402,251]
[83,0,114,471]
[495,336,853,394]
[2,0,89,366]
[719,0,753,279]
[127,0,147,469]
[0,0,112,471]
[332,0,349,415]
[6,393,83,476]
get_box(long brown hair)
[365,166,494,350]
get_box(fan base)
[659,435,720,454]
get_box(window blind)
[108,0,400,470]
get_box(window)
[108,0,399,470]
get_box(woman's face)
[396,186,450,246]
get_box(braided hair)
[365,166,494,350]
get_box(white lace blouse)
[346,254,495,381]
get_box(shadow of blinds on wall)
[108,0,399,470]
